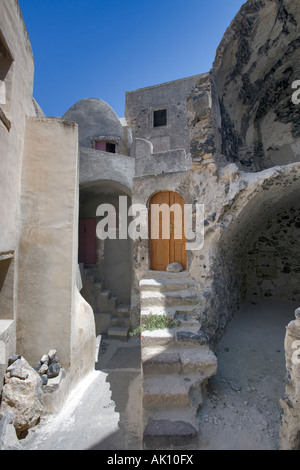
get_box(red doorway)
[79,218,97,265]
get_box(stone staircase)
[80,267,131,341]
[138,271,217,449]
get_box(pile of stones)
[34,349,61,386]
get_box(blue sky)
[19,0,246,118]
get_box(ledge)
[135,149,191,177]
[0,252,14,262]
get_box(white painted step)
[140,290,199,308]
[139,278,193,292]
[138,271,190,281]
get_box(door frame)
[148,190,187,271]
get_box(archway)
[148,191,187,271]
[79,180,133,337]
[199,168,300,449]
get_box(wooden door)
[149,191,186,271]
[78,218,97,265]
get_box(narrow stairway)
[80,266,131,341]
[139,271,217,449]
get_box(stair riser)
[143,362,217,378]
[108,335,129,341]
[143,393,191,409]
[141,297,198,309]
[143,362,181,375]
[140,283,192,293]
[96,294,116,312]
[141,336,174,348]
[111,318,131,327]
[143,432,199,451]
[115,311,130,319]
[94,313,112,336]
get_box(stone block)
[144,419,198,449]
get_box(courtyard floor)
[20,298,298,451]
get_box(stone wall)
[17,117,95,400]
[0,0,37,393]
[181,0,300,344]
[80,148,135,191]
[125,74,204,155]
[247,206,300,302]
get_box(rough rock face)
[212,0,300,171]
[1,357,44,437]
[280,308,300,449]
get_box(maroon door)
[79,218,97,264]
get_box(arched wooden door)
[149,191,187,271]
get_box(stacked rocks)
[34,350,61,386]
[1,356,44,437]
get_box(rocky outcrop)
[1,356,44,437]
[211,0,300,171]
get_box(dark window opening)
[106,142,116,153]
[95,141,116,153]
[153,109,167,127]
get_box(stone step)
[145,406,198,431]
[138,270,190,281]
[174,310,200,327]
[93,281,104,292]
[115,304,131,317]
[142,348,181,375]
[96,290,117,312]
[94,312,112,335]
[111,317,131,328]
[141,329,174,348]
[142,346,217,377]
[108,326,130,341]
[140,307,200,329]
[143,418,199,450]
[143,375,203,410]
[83,268,103,283]
[175,328,210,347]
[141,324,206,347]
[140,290,199,309]
[139,278,193,293]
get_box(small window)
[153,109,167,127]
[95,140,116,153]
[95,140,106,151]
[106,142,116,153]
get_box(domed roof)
[63,98,123,148]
